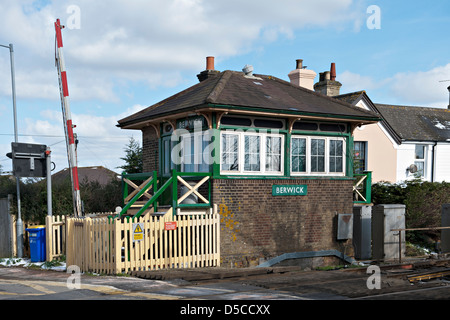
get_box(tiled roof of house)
[118,70,380,128]
[52,166,120,186]
[375,104,450,142]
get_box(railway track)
[183,258,450,299]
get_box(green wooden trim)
[285,131,291,177]
[117,175,155,218]
[220,125,289,133]
[172,169,178,214]
[347,135,354,177]
[211,174,353,181]
[178,203,211,208]
[290,130,350,137]
[353,171,372,204]
[122,172,153,180]
[209,103,381,122]
[135,175,173,218]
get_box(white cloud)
[338,64,450,108]
[387,63,450,108]
[17,104,147,173]
[339,70,381,93]
[0,0,366,103]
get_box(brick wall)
[212,178,354,267]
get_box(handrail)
[118,170,212,219]
[134,176,173,219]
[116,171,157,218]
[353,171,372,204]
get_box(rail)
[353,171,372,204]
[118,170,211,219]
[391,226,450,263]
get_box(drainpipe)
[431,142,437,182]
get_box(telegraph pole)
[0,43,23,257]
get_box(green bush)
[0,175,122,223]
[372,180,450,248]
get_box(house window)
[353,141,367,174]
[291,136,346,176]
[414,145,426,177]
[220,131,284,175]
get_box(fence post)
[114,218,121,274]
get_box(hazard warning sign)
[132,223,144,242]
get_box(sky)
[0,0,449,175]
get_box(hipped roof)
[118,70,380,129]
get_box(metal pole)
[1,43,23,257]
[46,147,52,216]
[10,44,23,258]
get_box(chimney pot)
[197,56,219,82]
[206,56,215,70]
[296,59,303,69]
[330,63,336,81]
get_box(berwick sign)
[272,185,307,196]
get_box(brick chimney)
[197,56,220,82]
[288,59,317,91]
[314,62,342,96]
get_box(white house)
[335,91,450,183]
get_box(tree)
[118,137,143,174]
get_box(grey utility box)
[353,205,372,260]
[337,213,353,240]
[372,204,405,261]
[442,204,450,253]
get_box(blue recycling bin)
[26,226,46,262]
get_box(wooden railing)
[119,170,211,219]
[353,171,372,204]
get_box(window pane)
[198,137,210,172]
[311,139,325,172]
[163,140,170,175]
[414,161,424,176]
[353,141,366,174]
[266,136,282,172]
[292,138,306,172]
[329,140,343,173]
[244,135,260,171]
[415,145,425,159]
[222,134,239,171]
[254,119,284,129]
[181,136,194,172]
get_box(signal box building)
[117,58,380,267]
